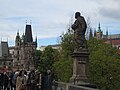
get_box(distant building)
[39,44,61,51]
[0,41,12,68]
[104,35,120,49]
[9,24,37,70]
[94,23,120,49]
[96,23,103,39]
[0,41,9,57]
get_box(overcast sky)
[0,0,120,46]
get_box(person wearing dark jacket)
[35,72,42,90]
[27,70,36,90]
[10,71,14,90]
[0,70,4,89]
[3,72,10,90]
[42,70,53,90]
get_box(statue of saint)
[71,12,87,50]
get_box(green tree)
[35,50,42,69]
[38,46,60,73]
[53,30,75,82]
[88,38,120,90]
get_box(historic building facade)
[13,24,37,70]
[93,23,120,49]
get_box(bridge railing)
[52,81,99,90]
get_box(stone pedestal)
[70,49,89,85]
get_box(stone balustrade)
[52,81,99,90]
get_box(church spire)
[17,29,19,36]
[16,30,20,42]
[110,33,112,46]
[89,28,93,39]
[94,29,96,37]
[98,22,101,32]
[106,27,108,39]
[96,22,103,39]
[35,34,37,48]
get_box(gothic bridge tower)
[14,24,37,70]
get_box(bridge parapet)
[52,81,99,90]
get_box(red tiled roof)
[105,39,120,45]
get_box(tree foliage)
[37,30,120,90]
[38,46,60,73]
[53,30,75,82]
[88,38,120,90]
[35,50,42,69]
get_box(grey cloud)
[99,8,120,20]
[42,23,66,29]
[95,0,120,20]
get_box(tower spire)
[94,28,96,37]
[17,29,19,36]
[25,24,33,42]
[110,32,112,46]
[106,27,108,39]
[98,22,101,32]
[98,22,100,29]
[35,33,37,48]
[89,28,93,39]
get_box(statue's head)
[75,12,81,19]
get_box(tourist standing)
[9,71,14,90]
[35,72,42,90]
[3,71,10,90]
[16,70,26,90]
[12,71,19,90]
[27,70,36,90]
[0,70,4,89]
[42,70,53,90]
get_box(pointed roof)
[35,35,37,48]
[25,24,33,42]
[98,22,102,32]
[94,29,96,37]
[89,28,93,39]
[106,28,108,36]
[15,31,20,41]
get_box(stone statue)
[71,12,87,50]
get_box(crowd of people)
[0,69,54,90]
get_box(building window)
[17,57,19,61]
[17,51,19,54]
[17,43,19,46]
